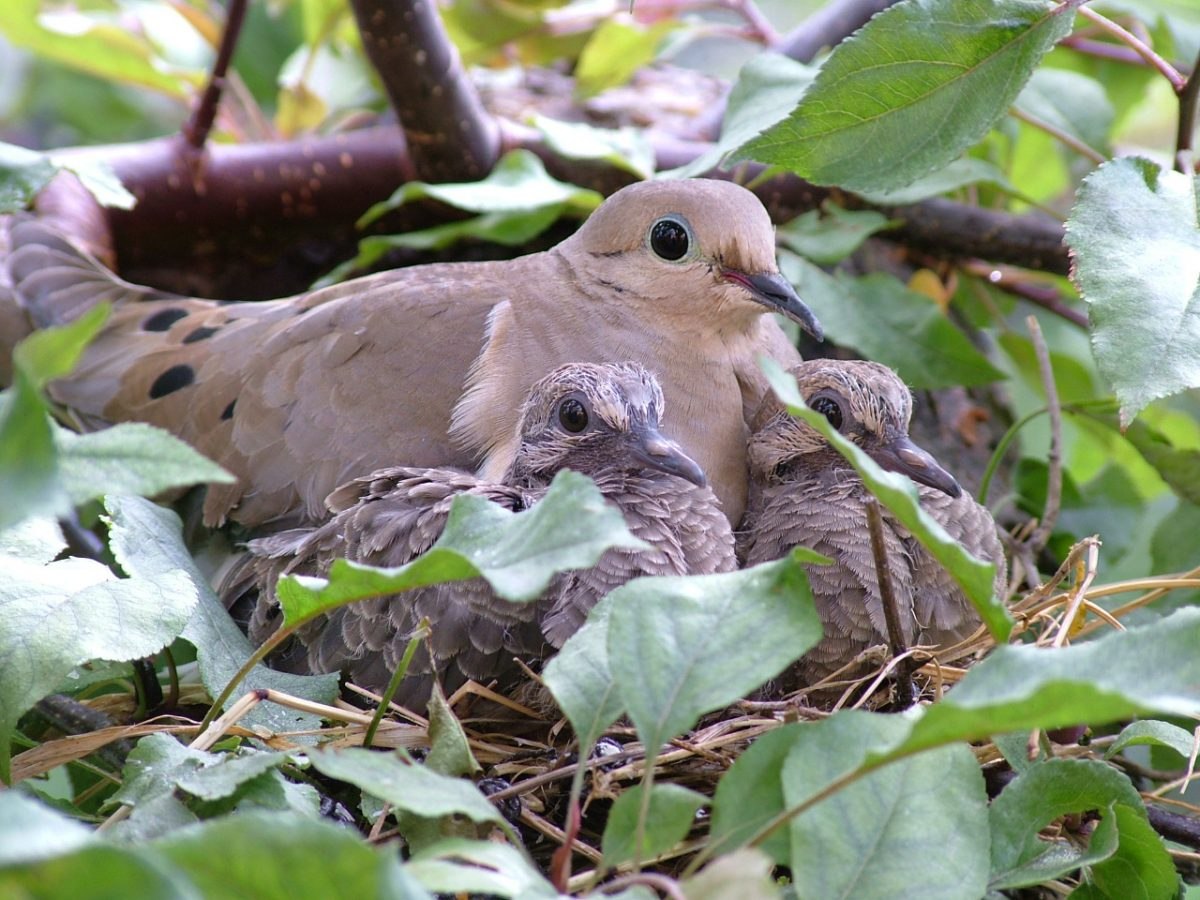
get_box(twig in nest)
[1049,538,1101,649]
[182,0,249,150]
[864,499,914,707]
[1024,315,1063,562]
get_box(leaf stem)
[1075,6,1186,91]
[362,626,427,749]
[865,499,915,708]
[1008,106,1106,165]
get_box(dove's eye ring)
[810,395,844,431]
[648,216,693,262]
[558,398,589,433]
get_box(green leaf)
[51,155,136,210]
[0,497,199,783]
[608,553,822,760]
[424,685,481,778]
[664,53,816,179]
[988,759,1158,889]
[1104,720,1197,762]
[107,496,342,738]
[854,156,1015,205]
[407,838,558,898]
[1091,804,1182,899]
[152,811,431,899]
[0,0,197,98]
[781,257,1006,389]
[1013,67,1113,157]
[0,844,188,900]
[888,607,1200,760]
[738,0,1076,191]
[0,791,93,866]
[57,422,234,506]
[532,115,654,180]
[0,516,66,565]
[709,724,804,864]
[542,595,625,751]
[13,303,109,389]
[109,732,291,816]
[0,377,65,531]
[574,18,675,98]
[1122,418,1200,505]
[678,848,781,900]
[777,205,897,265]
[359,149,601,227]
[602,783,706,867]
[276,469,646,622]
[1066,156,1200,426]
[305,748,502,827]
[762,358,1009,638]
[0,140,58,213]
[784,713,989,900]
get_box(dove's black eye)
[649,217,691,261]
[558,398,589,433]
[811,396,843,430]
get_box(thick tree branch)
[47,126,1068,299]
[350,0,499,182]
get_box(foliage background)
[1,0,1199,897]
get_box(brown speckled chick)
[227,362,736,706]
[740,360,1006,688]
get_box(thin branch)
[864,499,915,708]
[1061,34,1149,68]
[1009,106,1106,165]
[42,126,1070,299]
[1076,6,1186,91]
[599,873,686,900]
[181,0,249,151]
[350,0,499,182]
[960,260,1088,329]
[1025,315,1064,559]
[1176,46,1200,172]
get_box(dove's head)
[748,359,961,497]
[506,362,707,489]
[568,179,823,340]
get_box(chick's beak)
[628,425,707,487]
[868,434,962,498]
[722,269,824,341]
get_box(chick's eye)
[558,398,589,433]
[810,396,843,430]
[649,217,690,261]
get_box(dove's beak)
[723,269,824,341]
[628,425,707,487]
[868,434,962,498]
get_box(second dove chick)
[229,362,736,706]
[740,359,1006,690]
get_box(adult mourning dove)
[7,179,821,528]
[740,359,1007,687]
[227,362,736,705]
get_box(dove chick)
[740,359,1006,691]
[230,362,736,706]
[8,178,821,528]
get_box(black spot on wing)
[142,308,189,332]
[149,365,195,399]
[182,326,219,344]
[221,399,236,421]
